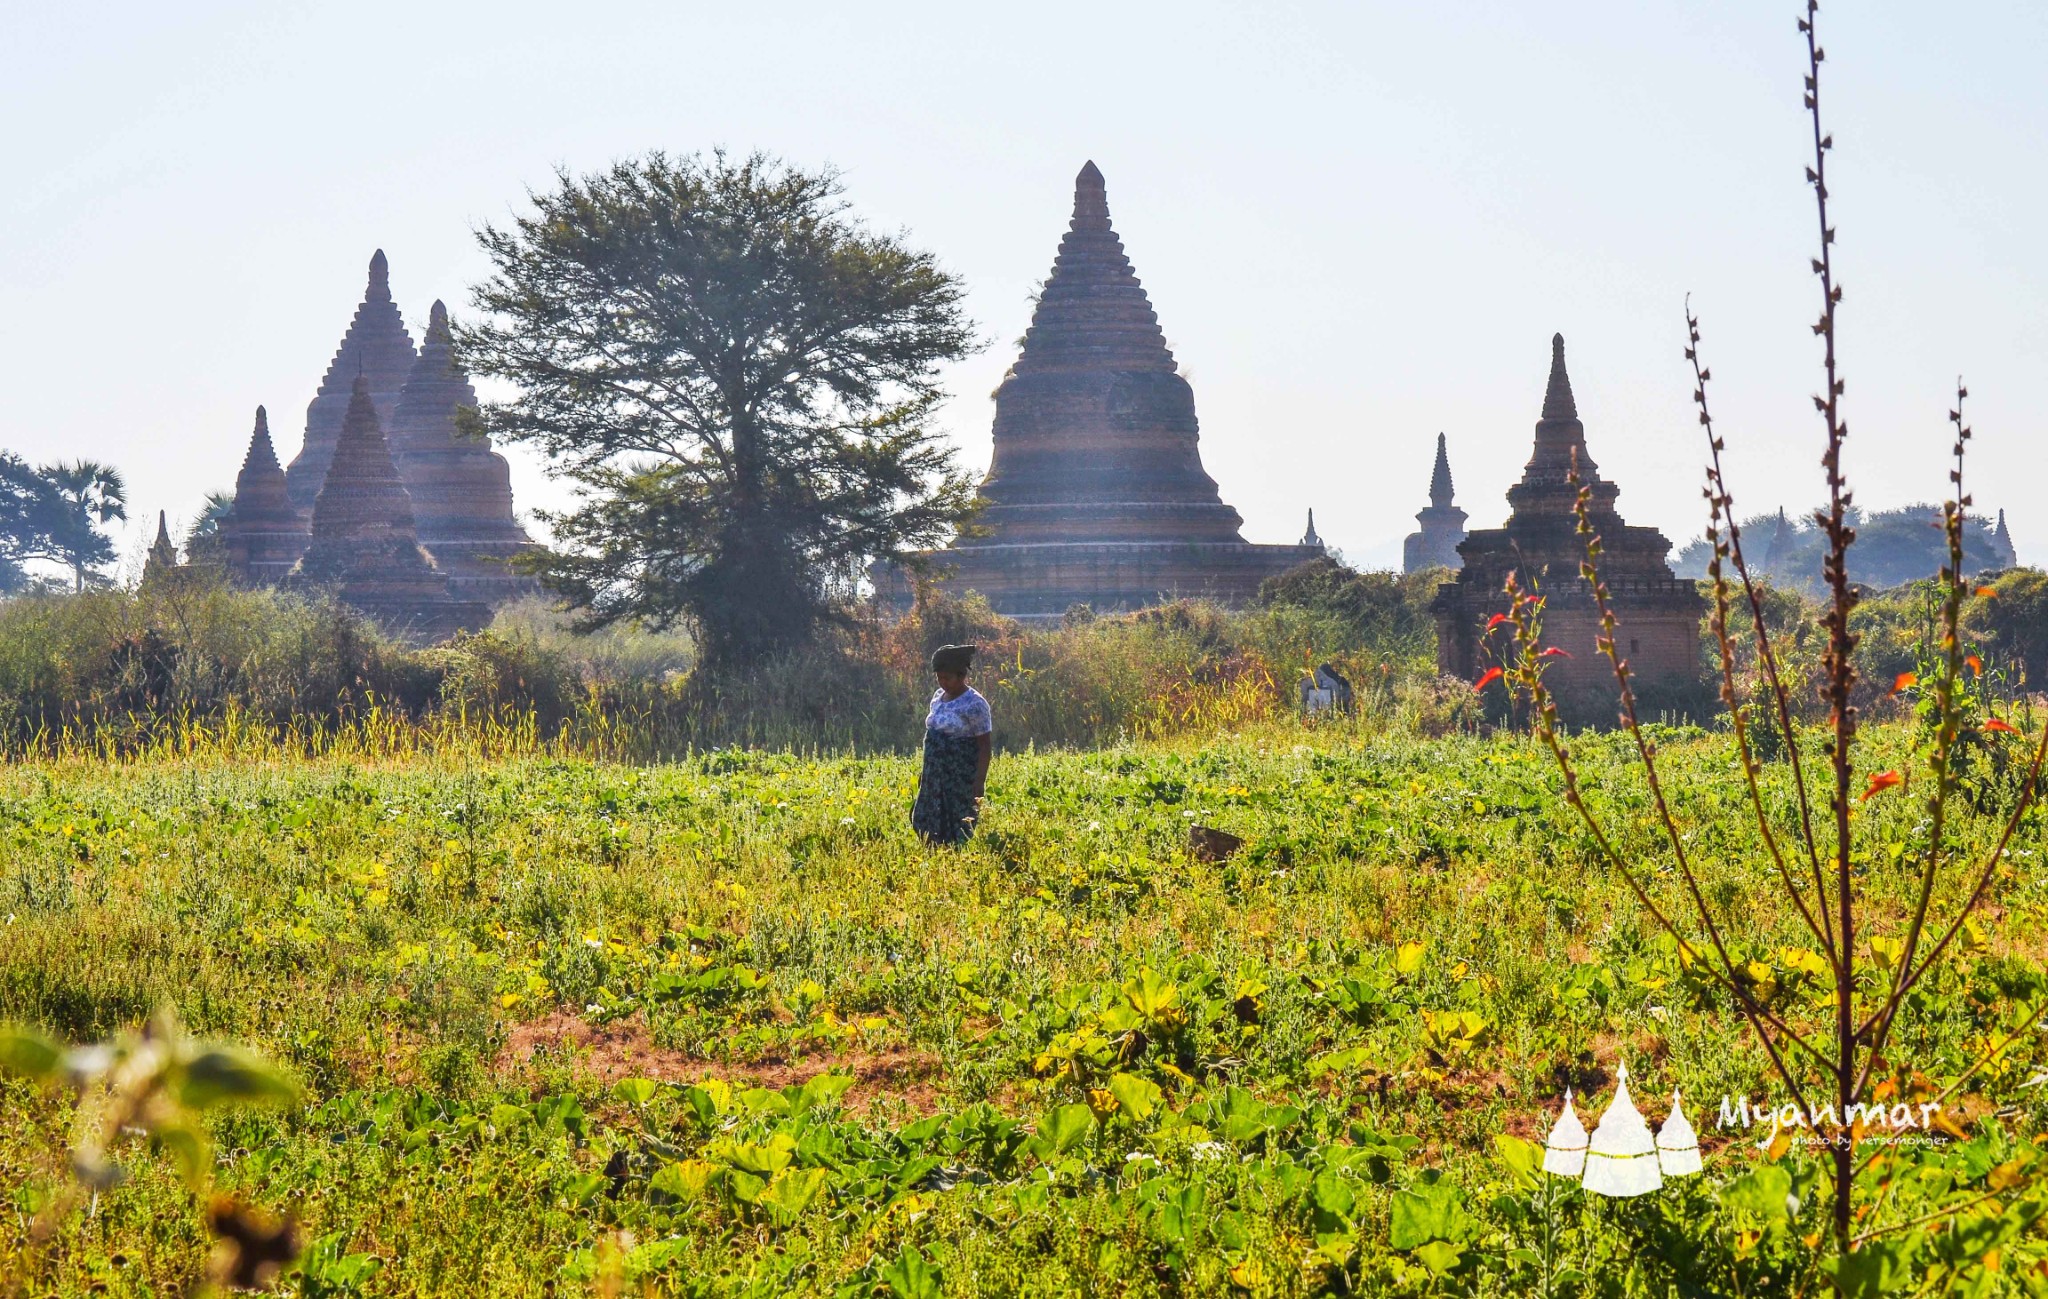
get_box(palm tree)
[41,460,129,592]
[182,490,235,567]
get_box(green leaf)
[1719,1165,1795,1221]
[649,1159,717,1202]
[728,1168,768,1205]
[682,1079,733,1125]
[1106,1073,1163,1122]
[1122,968,1180,1020]
[1493,1133,1544,1191]
[151,1121,212,1190]
[1306,1046,1374,1077]
[1820,1237,1920,1298]
[880,1243,942,1299]
[489,1102,531,1133]
[758,1167,828,1225]
[1033,1103,1095,1157]
[738,1086,792,1116]
[175,1047,298,1109]
[796,1072,856,1112]
[1413,1240,1464,1276]
[1390,1181,1473,1249]
[1311,1171,1356,1220]
[0,1027,61,1080]
[612,1077,661,1106]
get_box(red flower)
[1890,672,1917,696]
[1966,654,1983,674]
[1861,771,1905,801]
[1537,647,1573,659]
[1985,718,2019,735]
[1485,613,1512,631]
[1473,667,1504,692]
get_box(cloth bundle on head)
[930,644,978,675]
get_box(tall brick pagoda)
[286,250,418,510]
[1403,433,1467,572]
[1432,335,1703,718]
[286,375,489,643]
[388,300,536,603]
[880,162,1319,619]
[218,407,311,585]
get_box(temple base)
[877,541,1324,621]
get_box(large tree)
[457,151,978,670]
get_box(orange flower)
[1976,586,1999,598]
[1890,672,1918,696]
[1861,771,1905,801]
[1966,654,1983,674]
[1473,667,1504,692]
[1984,718,2019,735]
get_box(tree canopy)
[0,454,128,593]
[457,151,979,670]
[1674,504,2012,594]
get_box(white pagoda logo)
[1541,1061,1700,1197]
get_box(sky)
[4,1,2044,573]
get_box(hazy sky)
[5,1,2044,573]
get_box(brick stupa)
[287,375,489,643]
[286,250,418,510]
[218,406,311,585]
[882,162,1319,619]
[1403,433,1467,572]
[1432,335,1703,719]
[388,300,536,603]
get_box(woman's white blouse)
[926,687,993,738]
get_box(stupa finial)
[1542,333,1577,422]
[367,249,391,300]
[1073,161,1110,230]
[426,299,451,343]
[1429,433,1455,508]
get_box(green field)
[4,720,2045,1295]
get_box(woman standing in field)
[912,644,992,845]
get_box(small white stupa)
[1656,1088,1702,1177]
[1541,1089,1588,1177]
[1581,1061,1664,1197]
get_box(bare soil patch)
[497,1011,947,1111]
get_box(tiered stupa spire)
[388,301,536,602]
[1994,509,2017,569]
[880,163,1319,618]
[975,161,1245,545]
[1404,433,1468,572]
[143,511,179,581]
[218,407,311,585]
[1762,506,1795,574]
[287,376,488,642]
[1429,432,1456,508]
[1506,335,1620,523]
[286,250,418,509]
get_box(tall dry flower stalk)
[1504,0,2048,1253]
